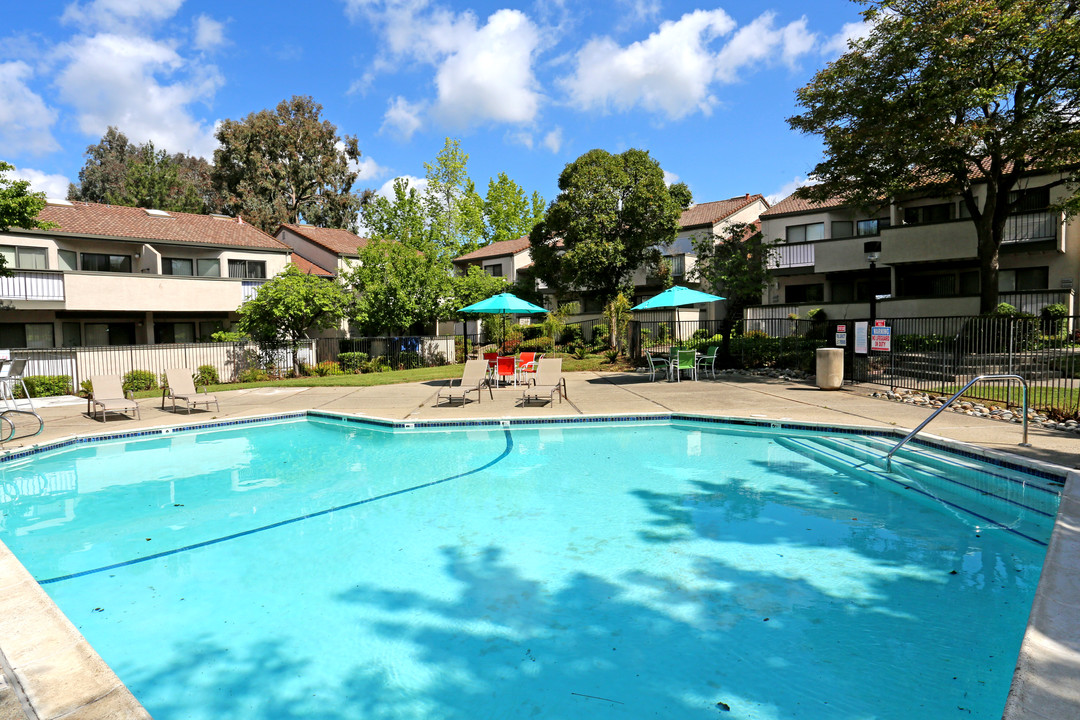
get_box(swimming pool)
[0,413,1064,719]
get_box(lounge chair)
[437,359,494,405]
[517,352,542,384]
[88,375,141,422]
[520,358,567,406]
[644,352,669,382]
[164,368,220,414]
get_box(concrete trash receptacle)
[816,348,843,390]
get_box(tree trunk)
[976,213,1007,315]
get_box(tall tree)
[359,178,427,250]
[691,222,775,361]
[68,127,223,214]
[340,238,450,336]
[213,95,365,234]
[530,148,685,304]
[236,264,351,374]
[484,172,545,243]
[788,0,1080,312]
[421,138,485,263]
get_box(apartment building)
[0,199,293,347]
[451,236,532,283]
[274,223,369,277]
[755,174,1080,320]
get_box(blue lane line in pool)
[39,429,515,585]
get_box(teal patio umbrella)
[631,285,725,310]
[459,292,547,349]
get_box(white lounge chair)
[437,359,494,405]
[520,358,567,405]
[88,375,141,422]
[165,368,220,414]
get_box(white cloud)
[353,155,386,181]
[380,95,425,140]
[0,61,60,155]
[615,0,661,29]
[542,127,562,153]
[62,0,186,30]
[663,170,679,186]
[767,176,816,205]
[561,9,815,120]
[9,166,71,199]
[193,14,227,52]
[823,19,873,57]
[346,2,543,129]
[54,33,223,158]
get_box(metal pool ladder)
[885,374,1031,472]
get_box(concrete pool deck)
[0,371,1076,719]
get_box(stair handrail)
[886,373,1030,472]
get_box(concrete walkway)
[0,372,1077,720]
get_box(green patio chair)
[674,349,697,382]
[696,346,720,379]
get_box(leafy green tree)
[603,292,632,354]
[452,265,510,312]
[0,162,56,237]
[213,95,366,234]
[530,148,685,305]
[484,172,545,243]
[341,238,450,336]
[359,178,427,250]
[421,138,486,263]
[691,222,776,361]
[68,127,223,214]
[236,264,352,374]
[788,0,1080,312]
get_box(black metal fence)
[835,315,1080,414]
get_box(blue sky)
[1,0,869,214]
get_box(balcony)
[1002,211,1058,245]
[769,242,815,270]
[63,272,262,312]
[0,270,65,302]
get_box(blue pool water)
[0,416,1062,720]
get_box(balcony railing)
[0,270,65,301]
[242,280,267,302]
[769,242,815,269]
[1002,211,1056,245]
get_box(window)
[0,323,54,348]
[784,283,825,303]
[154,322,196,344]
[1009,187,1051,213]
[228,259,266,279]
[62,322,81,347]
[0,245,48,270]
[786,223,825,243]
[58,250,77,272]
[999,266,1049,292]
[831,221,853,239]
[483,263,504,277]
[85,322,136,346]
[81,253,132,273]
[857,219,889,236]
[197,259,220,277]
[903,203,953,225]
[162,258,195,276]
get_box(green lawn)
[129,355,630,399]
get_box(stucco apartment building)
[754,173,1080,321]
[0,199,293,348]
[274,223,369,278]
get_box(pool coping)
[0,409,1076,719]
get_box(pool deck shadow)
[0,372,1077,719]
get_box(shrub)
[604,348,620,363]
[16,375,72,398]
[518,336,554,352]
[80,379,93,396]
[313,361,343,376]
[806,308,828,322]
[591,323,610,347]
[691,328,712,340]
[337,352,368,373]
[122,370,157,393]
[397,351,421,370]
[238,367,270,383]
[572,344,588,360]
[522,324,544,340]
[1041,303,1069,336]
[559,325,583,346]
[987,302,1021,317]
[362,356,390,373]
[194,365,219,385]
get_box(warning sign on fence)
[870,325,891,352]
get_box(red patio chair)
[496,356,517,386]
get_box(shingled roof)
[760,192,849,218]
[24,201,289,250]
[453,236,532,263]
[289,253,334,277]
[279,223,369,256]
[679,194,767,229]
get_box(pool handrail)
[885,373,1030,472]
